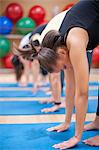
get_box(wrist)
[54,102,61,105]
[74,135,81,141]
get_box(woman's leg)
[96,89,99,116]
[84,92,99,131]
[83,51,99,146]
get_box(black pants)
[96,88,99,116]
[87,50,99,116]
[61,70,64,94]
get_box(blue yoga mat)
[0,100,98,115]
[0,122,99,150]
[0,90,51,98]
[0,89,98,98]
[0,82,98,88]
[0,83,50,88]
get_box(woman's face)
[49,47,68,73]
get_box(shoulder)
[66,27,89,50]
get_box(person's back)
[60,0,99,49]
[40,0,99,50]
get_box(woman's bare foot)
[84,116,99,131]
[83,135,99,146]
[47,122,70,132]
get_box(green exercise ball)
[16,17,36,35]
[0,36,11,58]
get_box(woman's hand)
[47,122,70,132]
[52,136,80,149]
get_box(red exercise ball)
[37,19,48,26]
[92,46,99,64]
[5,3,23,23]
[63,3,74,11]
[2,54,14,68]
[29,5,46,25]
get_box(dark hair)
[12,55,24,81]
[13,30,65,73]
[37,30,65,72]
[37,47,59,73]
[42,30,64,49]
[12,42,38,61]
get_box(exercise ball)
[2,54,14,68]
[92,46,99,64]
[0,16,13,34]
[63,3,74,11]
[29,5,46,25]
[16,17,36,35]
[0,36,11,58]
[37,19,48,26]
[5,3,23,23]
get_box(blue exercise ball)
[0,16,13,34]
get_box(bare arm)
[64,66,75,124]
[68,27,89,139]
[49,72,61,103]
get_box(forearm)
[31,60,40,86]
[75,94,88,139]
[49,73,61,102]
[64,69,75,124]
[65,88,75,124]
[23,62,30,81]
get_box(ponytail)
[12,55,24,81]
[12,30,64,73]
[12,42,39,61]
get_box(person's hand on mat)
[41,105,60,113]
[52,136,80,149]
[18,81,28,87]
[47,123,70,132]
[32,86,39,93]
[39,98,54,104]
[83,121,99,131]
[83,135,99,146]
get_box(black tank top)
[59,0,99,50]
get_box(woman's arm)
[64,66,75,125]
[53,27,90,149]
[68,27,89,139]
[47,68,75,132]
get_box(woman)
[13,24,63,112]
[14,0,99,149]
[12,24,47,89]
